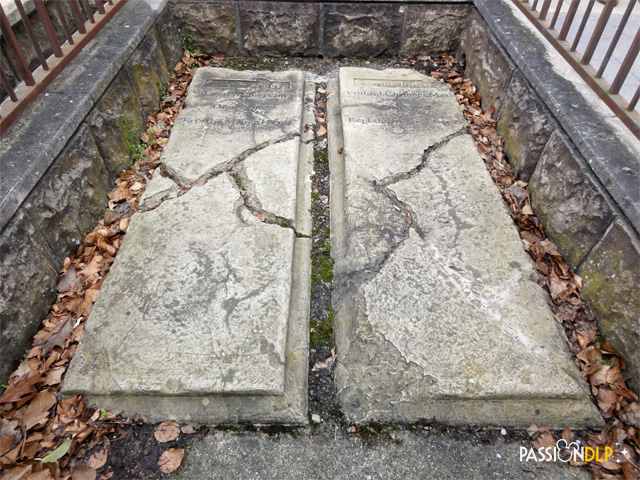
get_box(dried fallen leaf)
[312,348,337,372]
[180,423,200,435]
[0,465,32,480]
[21,390,56,431]
[40,317,73,357]
[71,466,97,480]
[154,421,180,443]
[529,425,555,450]
[87,437,110,470]
[57,267,79,293]
[158,448,184,474]
[43,367,65,387]
[0,371,42,403]
[26,470,54,480]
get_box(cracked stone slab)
[328,68,603,428]
[242,139,299,223]
[63,71,312,425]
[138,170,180,210]
[161,68,306,186]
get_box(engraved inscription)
[353,78,431,88]
[346,90,454,98]
[344,114,459,128]
[201,79,293,99]
[175,117,296,127]
[174,116,297,135]
[203,79,292,89]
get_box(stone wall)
[167,0,472,58]
[462,4,640,392]
[0,7,172,383]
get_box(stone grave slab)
[62,69,314,424]
[161,69,306,187]
[328,68,603,428]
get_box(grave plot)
[328,68,603,428]
[62,69,314,424]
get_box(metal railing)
[512,0,639,137]
[0,0,127,133]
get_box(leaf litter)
[0,51,637,479]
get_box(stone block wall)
[0,21,171,382]
[167,1,472,58]
[462,7,640,392]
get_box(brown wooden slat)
[96,0,106,15]
[582,0,617,65]
[0,0,128,133]
[559,0,581,41]
[81,0,95,23]
[70,0,87,34]
[572,0,597,52]
[0,66,18,101]
[629,85,640,112]
[34,0,63,58]
[596,0,637,78]
[53,2,75,45]
[610,27,640,95]
[14,0,49,69]
[539,0,552,20]
[533,0,540,10]
[0,3,35,86]
[550,0,564,30]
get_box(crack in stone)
[375,127,468,188]
[228,165,310,239]
[138,133,300,213]
[335,128,469,296]
[192,133,301,187]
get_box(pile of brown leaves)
[415,54,639,479]
[0,51,210,480]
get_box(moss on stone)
[317,246,333,284]
[314,149,328,163]
[118,117,146,165]
[310,307,333,348]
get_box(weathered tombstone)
[63,69,314,424]
[328,68,603,428]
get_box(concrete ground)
[171,429,592,480]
